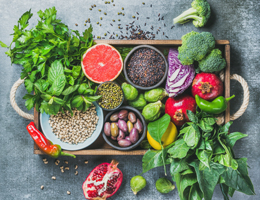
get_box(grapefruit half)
[81,43,123,83]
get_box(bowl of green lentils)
[96,81,124,111]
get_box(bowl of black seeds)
[123,45,168,90]
[96,81,124,111]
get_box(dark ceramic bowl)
[123,45,168,90]
[102,106,147,151]
[96,81,124,112]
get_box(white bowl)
[40,102,103,151]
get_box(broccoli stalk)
[173,0,211,28]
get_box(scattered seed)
[89,8,92,10]
[75,171,78,175]
[118,19,121,21]
[132,16,135,18]
[67,191,71,195]
[100,17,103,20]
[55,162,58,166]
[65,167,69,170]
[61,169,64,173]
[41,185,44,190]
[116,34,118,37]
[84,23,86,26]
[75,165,78,170]
[100,24,102,26]
[122,13,125,16]
[137,17,139,20]
[108,1,110,4]
[91,5,93,8]
[85,160,89,164]
[112,19,115,22]
[146,17,150,19]
[98,9,101,12]
[113,4,115,6]
[110,23,113,26]
[60,166,64,169]
[158,13,160,17]
[64,161,68,164]
[52,176,56,180]
[104,12,107,15]
[165,36,169,38]
[42,158,47,162]
[104,33,107,36]
[150,4,152,7]
[44,161,48,164]
[97,22,99,24]
[171,25,174,29]
[94,4,96,7]
[136,12,139,15]
[164,23,166,27]
[142,2,145,5]
[85,20,88,23]
[122,7,124,10]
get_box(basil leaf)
[203,117,216,126]
[187,110,198,123]
[41,94,52,101]
[221,158,255,195]
[168,139,190,159]
[50,74,66,96]
[142,149,166,173]
[219,121,233,134]
[53,97,65,105]
[189,161,226,200]
[181,169,194,176]
[71,95,83,108]
[198,120,213,132]
[225,132,248,148]
[78,83,89,94]
[147,114,171,144]
[48,60,64,84]
[179,126,193,137]
[183,124,200,148]
[62,85,79,95]
[72,65,81,78]
[85,95,102,102]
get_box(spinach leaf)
[189,161,226,200]
[225,132,248,148]
[180,174,198,198]
[187,110,198,123]
[168,139,190,159]
[220,184,230,200]
[189,183,203,200]
[183,124,200,148]
[219,121,233,133]
[221,158,255,195]
[196,150,212,168]
[170,159,190,176]
[142,149,166,173]
[147,114,171,144]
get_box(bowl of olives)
[102,106,147,150]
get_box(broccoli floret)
[178,31,215,65]
[198,49,226,72]
[173,0,211,28]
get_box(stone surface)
[0,0,259,199]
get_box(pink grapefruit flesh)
[81,43,123,83]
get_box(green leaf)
[219,121,233,133]
[53,97,65,105]
[203,117,216,126]
[62,85,79,95]
[181,169,194,176]
[71,95,84,108]
[168,139,190,159]
[23,94,35,110]
[189,161,226,200]
[24,79,33,93]
[41,94,52,101]
[221,158,255,195]
[187,110,198,123]
[183,124,200,148]
[147,114,171,144]
[0,41,8,47]
[225,132,247,148]
[179,125,193,137]
[34,79,49,93]
[198,120,213,132]
[196,150,212,168]
[180,174,198,197]
[48,60,64,84]
[85,95,102,102]
[50,74,66,96]
[142,149,166,173]
[78,83,90,94]
[189,183,203,200]
[37,62,46,76]
[72,65,81,78]
[40,101,60,115]
[220,184,230,200]
[18,9,33,29]
[170,159,190,176]
[29,70,37,83]
[68,75,74,85]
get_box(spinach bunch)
[1,7,101,115]
[142,109,255,200]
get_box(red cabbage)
[166,48,195,97]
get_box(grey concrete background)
[0,0,259,199]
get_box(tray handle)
[10,78,34,120]
[10,74,250,123]
[217,72,250,125]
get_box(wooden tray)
[34,40,231,156]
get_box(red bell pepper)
[26,122,76,158]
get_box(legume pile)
[97,82,124,110]
[126,47,166,87]
[49,107,99,144]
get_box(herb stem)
[161,145,167,176]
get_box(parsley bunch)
[1,7,101,115]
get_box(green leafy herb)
[1,7,100,115]
[140,108,255,200]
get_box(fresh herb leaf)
[225,132,248,148]
[0,41,8,48]
[183,124,200,148]
[142,149,166,173]
[168,139,190,159]
[48,60,64,85]
[62,85,79,95]
[187,110,198,123]
[50,74,66,96]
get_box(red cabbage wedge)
[166,48,195,97]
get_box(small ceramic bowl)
[40,102,104,151]
[96,81,124,112]
[123,45,168,90]
[102,106,146,151]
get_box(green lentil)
[97,82,124,109]
[112,19,115,22]
[122,7,124,10]
[97,22,99,24]
[113,4,115,6]
[104,12,107,15]
[118,19,121,21]
[142,2,145,5]
[100,17,103,20]
[89,8,92,10]
[98,9,101,12]
[100,24,102,26]
[104,33,107,36]
[122,13,125,16]
[84,23,86,26]
[116,34,118,37]
[94,4,96,7]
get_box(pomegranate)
[82,160,123,199]
[192,72,223,101]
[165,94,196,127]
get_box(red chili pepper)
[26,122,76,158]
